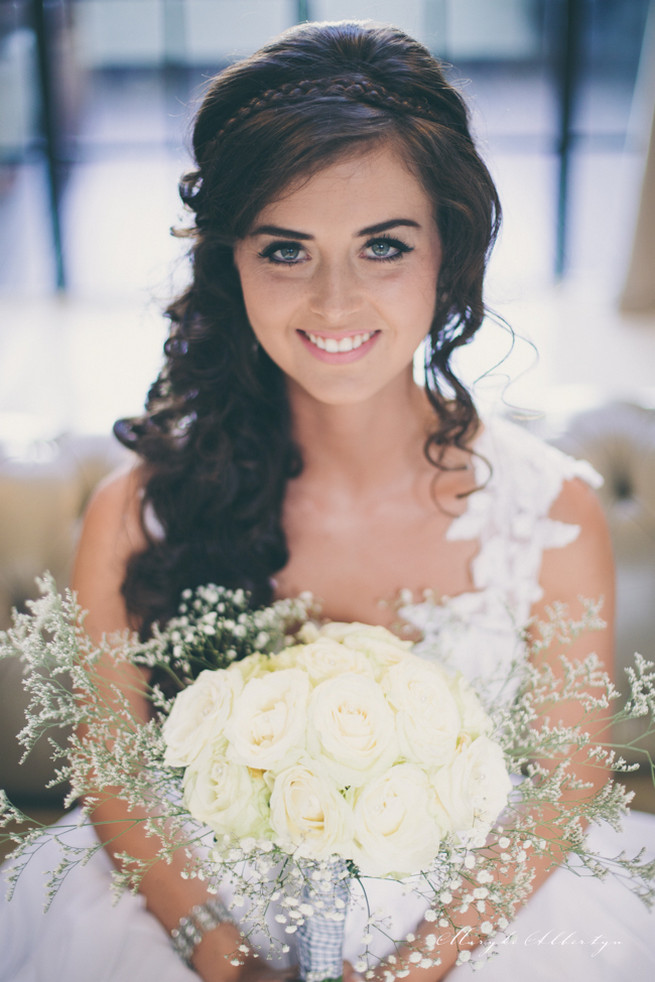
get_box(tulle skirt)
[1,809,654,981]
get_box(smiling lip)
[298,329,380,362]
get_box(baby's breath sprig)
[133,583,316,689]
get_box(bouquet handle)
[295,859,350,982]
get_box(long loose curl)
[115,20,501,637]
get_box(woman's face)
[233,143,442,408]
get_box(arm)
[367,478,616,980]
[71,469,276,982]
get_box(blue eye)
[364,236,412,261]
[370,241,395,257]
[259,241,306,264]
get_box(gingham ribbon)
[295,859,350,982]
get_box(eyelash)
[258,241,307,264]
[257,235,413,265]
[364,235,413,262]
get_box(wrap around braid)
[215,76,438,141]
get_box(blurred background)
[1,1,655,811]
[0,0,654,432]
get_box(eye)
[363,236,413,262]
[258,241,307,265]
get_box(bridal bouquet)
[163,619,511,875]
[2,576,655,978]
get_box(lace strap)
[447,416,602,620]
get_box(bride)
[2,19,654,982]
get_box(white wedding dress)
[1,416,654,980]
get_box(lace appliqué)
[401,416,602,696]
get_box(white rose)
[382,655,461,767]
[226,668,310,771]
[269,755,354,859]
[267,645,301,671]
[296,621,321,643]
[449,672,493,743]
[307,672,398,788]
[290,638,374,684]
[352,763,445,877]
[432,735,512,841]
[227,651,273,683]
[162,668,242,767]
[318,623,411,674]
[315,621,381,643]
[183,744,270,839]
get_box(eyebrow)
[250,218,421,239]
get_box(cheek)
[397,264,440,326]
[237,271,271,332]
[238,273,263,325]
[416,256,441,315]
[234,251,266,319]
[239,268,299,330]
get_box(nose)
[308,260,362,324]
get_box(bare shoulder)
[539,475,615,615]
[72,464,148,638]
[78,464,147,560]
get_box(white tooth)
[306,330,374,352]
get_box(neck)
[287,374,433,495]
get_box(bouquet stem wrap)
[295,858,350,982]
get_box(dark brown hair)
[115,20,501,636]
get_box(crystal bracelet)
[170,896,236,966]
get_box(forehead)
[253,144,433,229]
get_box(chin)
[287,376,414,412]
